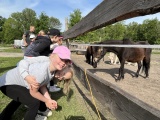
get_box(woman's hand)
[25,75,40,89]
[45,99,58,110]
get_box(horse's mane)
[123,38,150,45]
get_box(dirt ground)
[71,53,160,112]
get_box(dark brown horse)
[90,39,152,80]
[85,46,93,65]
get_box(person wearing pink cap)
[0,46,71,120]
[24,28,64,93]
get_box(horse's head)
[91,46,104,68]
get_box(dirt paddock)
[71,53,160,112]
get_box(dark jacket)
[23,30,35,45]
[24,36,52,57]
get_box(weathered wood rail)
[63,0,160,39]
[62,0,160,119]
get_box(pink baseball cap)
[52,46,71,60]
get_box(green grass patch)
[0,57,22,75]
[0,44,13,47]
[0,47,22,53]
[0,57,22,114]
[152,51,160,54]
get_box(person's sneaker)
[35,114,47,120]
[38,109,52,117]
[49,86,61,92]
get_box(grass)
[0,47,22,53]
[0,57,98,120]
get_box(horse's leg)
[117,60,125,80]
[121,60,125,79]
[143,58,150,78]
[87,55,90,64]
[135,61,142,77]
[91,54,93,65]
[145,61,150,78]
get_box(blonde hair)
[55,65,74,95]
[38,30,46,36]
[30,26,35,32]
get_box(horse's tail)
[142,48,152,77]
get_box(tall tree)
[140,18,160,44]
[21,8,37,32]
[106,22,126,40]
[49,17,61,30]
[0,16,6,43]
[68,9,83,41]
[36,12,49,33]
[125,22,139,41]
[3,18,21,43]
[68,9,82,28]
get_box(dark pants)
[50,80,54,86]
[0,85,47,120]
[50,71,57,86]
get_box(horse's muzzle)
[93,62,97,68]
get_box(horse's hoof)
[116,77,121,81]
[145,76,149,79]
[115,79,119,82]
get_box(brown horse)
[85,46,93,65]
[90,39,152,80]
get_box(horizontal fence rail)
[70,43,160,48]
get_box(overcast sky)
[0,0,160,32]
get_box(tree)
[0,16,6,43]
[3,18,21,43]
[36,12,62,33]
[21,8,37,32]
[49,17,61,30]
[105,22,125,40]
[36,12,49,33]
[125,22,139,41]
[68,9,82,28]
[140,18,160,44]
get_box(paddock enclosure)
[62,0,160,120]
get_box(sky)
[0,0,160,32]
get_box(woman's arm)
[30,85,57,110]
[39,85,51,100]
